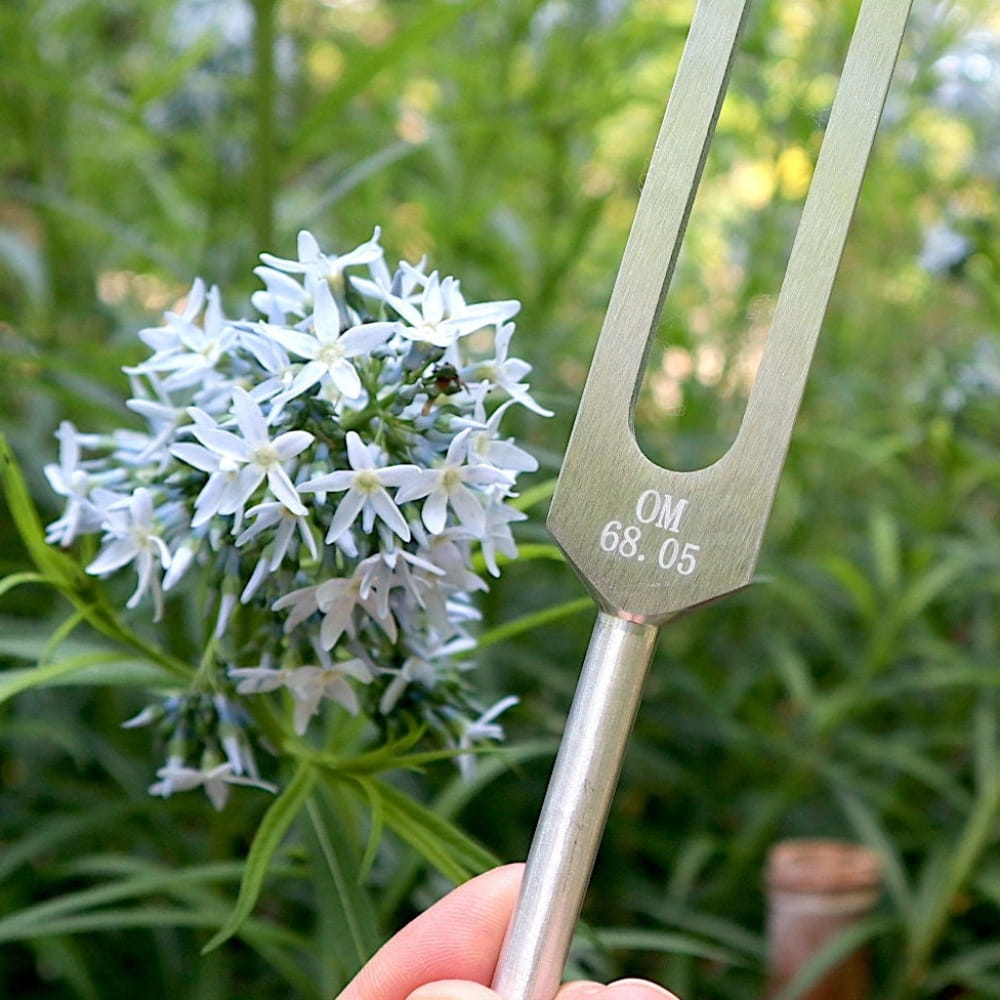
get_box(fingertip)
[606,978,682,1000]
[556,981,606,1000]
[556,978,682,1000]
[405,980,502,1000]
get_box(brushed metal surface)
[547,0,914,625]
[494,1,913,998]
[491,613,658,1000]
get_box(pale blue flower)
[171,386,312,524]
[129,281,237,392]
[463,321,553,416]
[86,487,172,617]
[387,271,519,349]
[457,397,540,473]
[298,430,417,543]
[44,421,111,545]
[259,227,385,287]
[231,645,373,735]
[454,695,519,780]
[148,755,277,811]
[393,429,514,534]
[260,279,396,402]
[236,500,317,569]
[44,226,547,800]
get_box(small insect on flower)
[421,362,468,415]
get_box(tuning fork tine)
[492,2,912,999]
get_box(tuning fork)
[491,2,912,998]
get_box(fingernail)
[405,981,500,1000]
[606,978,681,1000]
[556,983,606,1000]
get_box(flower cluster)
[45,228,549,807]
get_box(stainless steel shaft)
[491,613,659,1000]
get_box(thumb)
[406,981,503,1000]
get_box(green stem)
[251,0,277,251]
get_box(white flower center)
[355,469,381,494]
[251,443,280,468]
[318,341,345,367]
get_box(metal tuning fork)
[491,2,913,999]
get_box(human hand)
[335,865,680,1000]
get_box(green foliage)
[3,0,1000,998]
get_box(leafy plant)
[3,1,1000,998]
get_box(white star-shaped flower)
[86,487,172,617]
[259,228,385,286]
[148,755,277,811]
[386,271,519,349]
[462,321,553,416]
[230,647,372,735]
[454,695,519,780]
[298,431,417,543]
[392,429,513,535]
[456,398,540,474]
[260,279,396,403]
[128,281,237,392]
[44,421,109,546]
[171,387,313,526]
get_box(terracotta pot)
[764,838,882,1000]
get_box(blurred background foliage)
[2,0,1000,997]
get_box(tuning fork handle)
[491,613,659,1000]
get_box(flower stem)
[251,0,277,251]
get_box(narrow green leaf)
[353,777,386,883]
[819,553,877,623]
[367,777,498,884]
[0,651,148,706]
[846,731,971,813]
[45,853,319,999]
[306,783,382,982]
[588,927,749,967]
[472,542,565,575]
[0,571,51,599]
[973,701,999,798]
[652,897,765,960]
[894,557,970,625]
[0,804,136,884]
[379,740,556,919]
[832,785,911,912]
[0,432,86,591]
[869,508,901,597]
[768,634,815,706]
[40,607,91,663]
[924,941,1000,995]
[0,434,192,682]
[477,596,592,648]
[202,759,316,953]
[0,861,246,939]
[309,140,418,216]
[900,841,954,974]
[0,906,303,946]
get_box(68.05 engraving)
[598,520,701,575]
